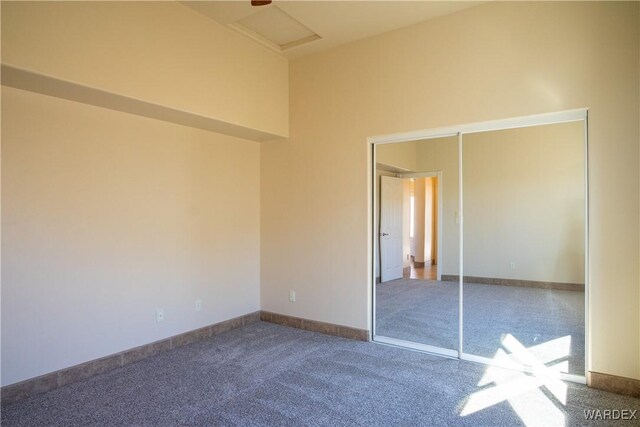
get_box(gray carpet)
[376,278,585,375]
[2,322,636,426]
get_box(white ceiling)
[182,1,484,59]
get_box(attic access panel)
[232,5,321,52]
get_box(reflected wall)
[462,122,585,375]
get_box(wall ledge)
[1,64,284,142]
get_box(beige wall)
[1,1,289,137]
[464,122,585,284]
[1,87,261,386]
[1,2,275,386]
[261,1,639,379]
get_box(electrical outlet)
[510,261,516,270]
[289,290,296,302]
[195,299,202,312]
[156,308,164,322]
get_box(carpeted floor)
[2,322,636,426]
[375,278,585,375]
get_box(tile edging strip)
[259,310,370,342]
[588,371,640,398]
[0,311,261,406]
[441,274,584,292]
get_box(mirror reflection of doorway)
[372,110,587,382]
[374,136,458,354]
[379,175,439,282]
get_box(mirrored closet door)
[461,122,586,377]
[372,110,588,381]
[374,136,459,355]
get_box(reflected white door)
[380,176,404,282]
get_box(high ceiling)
[182,1,484,59]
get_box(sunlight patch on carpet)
[460,334,571,426]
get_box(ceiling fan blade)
[251,0,272,6]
